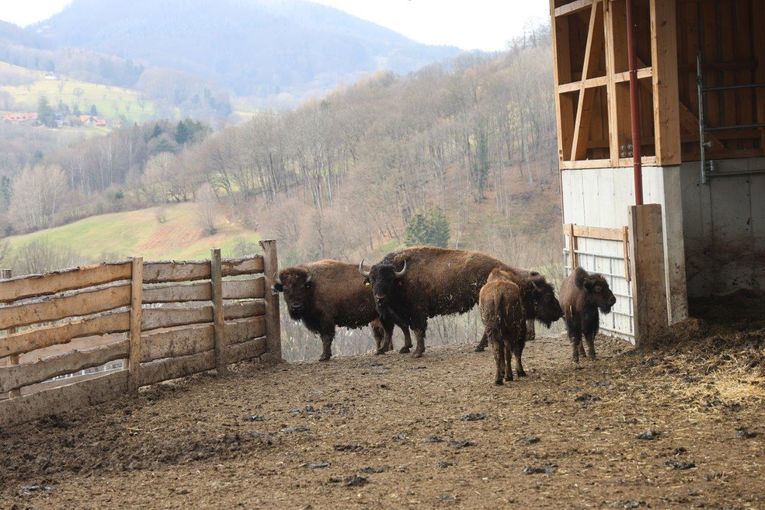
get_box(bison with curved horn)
[273,259,411,361]
[360,246,563,357]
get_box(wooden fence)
[0,240,281,427]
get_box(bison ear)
[272,282,284,293]
[583,277,596,291]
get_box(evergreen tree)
[37,96,56,127]
[404,207,450,247]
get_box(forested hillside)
[1,26,557,277]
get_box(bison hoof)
[495,379,504,386]
[399,346,411,354]
[474,346,485,353]
[375,348,386,355]
[517,370,527,378]
[319,355,331,362]
[413,351,424,358]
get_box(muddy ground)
[2,315,765,509]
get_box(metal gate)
[563,224,634,342]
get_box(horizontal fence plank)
[563,223,627,241]
[0,284,131,330]
[140,316,265,363]
[142,278,265,304]
[142,257,263,284]
[143,261,210,284]
[223,256,264,276]
[141,323,213,363]
[139,350,215,387]
[141,301,264,332]
[0,262,131,304]
[226,336,266,364]
[0,312,130,358]
[0,340,128,393]
[0,370,128,427]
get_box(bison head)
[272,267,314,320]
[578,271,616,314]
[524,274,563,328]
[359,259,406,309]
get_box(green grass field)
[1,72,157,123]
[5,203,260,263]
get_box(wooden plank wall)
[676,0,765,161]
[0,243,280,427]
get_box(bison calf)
[479,270,527,385]
[559,267,616,363]
[273,259,411,361]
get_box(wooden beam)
[139,350,215,387]
[0,284,131,330]
[211,249,227,375]
[558,76,608,93]
[628,204,669,347]
[128,257,143,394]
[140,301,264,332]
[650,0,681,165]
[142,278,265,304]
[0,312,130,358]
[554,0,594,17]
[570,0,605,161]
[0,262,131,304]
[142,257,264,284]
[0,370,128,427]
[564,224,626,241]
[560,155,657,169]
[260,240,282,361]
[552,4,575,161]
[0,340,128,393]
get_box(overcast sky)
[0,0,548,51]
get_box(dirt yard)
[2,315,764,509]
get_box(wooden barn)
[549,0,764,344]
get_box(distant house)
[44,72,58,80]
[2,112,38,123]
[79,115,107,127]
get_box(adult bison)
[559,267,616,363]
[360,246,562,357]
[273,259,411,361]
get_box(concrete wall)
[680,157,765,297]
[561,165,688,324]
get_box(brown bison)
[273,259,411,361]
[479,268,534,384]
[559,267,616,363]
[361,246,562,357]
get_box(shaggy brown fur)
[559,267,616,363]
[479,269,528,385]
[275,259,411,361]
[365,246,562,357]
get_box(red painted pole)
[626,0,644,206]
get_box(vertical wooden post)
[211,248,228,374]
[1,269,20,399]
[128,257,143,393]
[628,204,669,348]
[650,0,681,166]
[551,1,574,162]
[259,239,282,362]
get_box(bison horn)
[273,272,282,285]
[394,260,407,277]
[305,272,312,284]
[358,259,370,278]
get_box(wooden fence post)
[211,248,228,375]
[259,240,282,361]
[1,269,20,399]
[628,204,669,348]
[128,258,143,393]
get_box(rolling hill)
[32,0,461,104]
[4,202,260,263]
